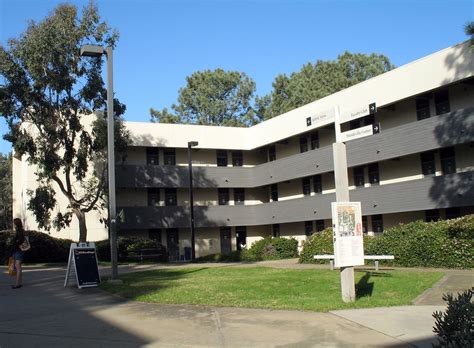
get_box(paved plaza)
[0,261,472,347]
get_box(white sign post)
[332,202,364,268]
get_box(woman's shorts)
[13,251,24,261]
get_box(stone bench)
[313,255,395,270]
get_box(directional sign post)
[340,122,381,142]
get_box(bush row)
[0,230,168,264]
[299,215,474,268]
[196,237,299,262]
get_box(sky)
[0,0,472,154]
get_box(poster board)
[64,242,101,288]
[331,202,364,268]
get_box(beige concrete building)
[13,41,474,259]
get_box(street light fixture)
[80,44,118,280]
[187,141,199,262]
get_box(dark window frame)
[218,188,230,205]
[302,177,311,196]
[164,188,177,206]
[434,89,450,115]
[445,207,461,220]
[354,166,365,187]
[163,148,176,165]
[147,188,160,207]
[315,220,325,232]
[368,163,380,185]
[232,151,243,166]
[268,145,276,162]
[421,151,436,176]
[234,188,245,205]
[304,221,313,236]
[272,224,280,237]
[270,184,278,202]
[310,132,319,150]
[148,229,162,242]
[425,209,440,222]
[372,215,383,233]
[146,147,159,165]
[313,174,322,194]
[217,150,228,167]
[416,98,431,120]
[300,137,308,153]
[440,147,456,175]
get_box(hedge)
[1,230,168,264]
[299,215,474,268]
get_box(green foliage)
[0,153,12,230]
[0,230,72,264]
[0,3,129,242]
[433,289,473,347]
[261,52,395,119]
[95,237,167,262]
[299,216,474,268]
[241,237,298,261]
[150,68,259,127]
[465,21,474,49]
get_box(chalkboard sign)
[64,243,101,289]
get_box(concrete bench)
[313,255,395,271]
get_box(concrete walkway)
[0,261,472,347]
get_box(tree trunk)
[74,209,88,242]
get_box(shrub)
[432,289,473,347]
[299,215,474,268]
[196,251,242,262]
[0,230,71,264]
[241,237,298,261]
[96,237,167,262]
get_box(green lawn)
[100,267,443,312]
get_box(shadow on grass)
[356,271,393,299]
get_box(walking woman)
[11,218,27,289]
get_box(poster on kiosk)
[331,202,364,268]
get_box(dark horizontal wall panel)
[118,172,473,230]
[347,107,474,167]
[116,108,473,189]
[351,171,474,216]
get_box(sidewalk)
[0,262,472,347]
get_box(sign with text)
[331,202,364,268]
[340,123,381,142]
[306,108,335,128]
[64,243,101,289]
[340,102,376,124]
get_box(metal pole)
[188,144,196,262]
[106,47,118,280]
[333,105,355,303]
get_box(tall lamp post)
[187,141,199,262]
[80,45,118,280]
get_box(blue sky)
[0,0,472,154]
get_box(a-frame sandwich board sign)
[64,242,101,289]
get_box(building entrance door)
[220,227,232,255]
[167,229,179,262]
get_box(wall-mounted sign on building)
[340,102,376,124]
[331,202,364,268]
[306,108,335,128]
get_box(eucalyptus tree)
[0,3,129,241]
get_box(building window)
[315,220,325,232]
[149,229,162,242]
[350,115,374,130]
[354,166,365,187]
[445,207,461,220]
[147,188,160,207]
[217,150,228,167]
[268,145,276,162]
[234,188,245,205]
[164,148,176,165]
[236,226,247,250]
[164,188,177,206]
[305,221,313,236]
[218,188,229,205]
[310,132,319,150]
[270,184,278,202]
[272,224,280,237]
[434,89,450,115]
[425,209,440,222]
[421,151,436,176]
[440,147,456,174]
[372,215,383,233]
[232,151,243,166]
[368,163,380,185]
[416,98,430,120]
[302,177,311,196]
[146,148,159,165]
[300,137,308,153]
[362,216,368,234]
[313,174,322,194]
